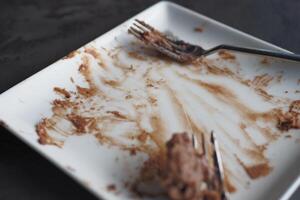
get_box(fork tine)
[128,28,141,39]
[210,131,228,200]
[134,19,182,49]
[210,131,225,179]
[128,27,144,40]
[129,20,195,62]
[130,26,176,51]
[135,19,155,31]
[129,26,144,35]
[129,26,173,55]
[133,22,149,33]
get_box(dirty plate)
[0,2,299,200]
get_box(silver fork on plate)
[192,131,228,200]
[128,19,300,63]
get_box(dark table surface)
[0,0,299,199]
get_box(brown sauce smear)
[218,50,236,60]
[67,114,95,133]
[251,74,273,88]
[54,87,71,98]
[224,174,236,193]
[36,43,300,196]
[243,163,272,179]
[84,47,107,68]
[128,51,147,61]
[36,119,63,147]
[76,86,97,97]
[236,156,272,179]
[106,111,127,119]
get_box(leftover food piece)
[107,184,117,192]
[160,132,221,200]
[277,100,300,131]
[194,26,204,32]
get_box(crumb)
[70,77,74,83]
[194,26,204,32]
[146,83,155,87]
[130,148,137,156]
[295,90,300,94]
[53,87,71,98]
[107,184,116,192]
[218,50,236,60]
[285,91,288,94]
[260,57,269,65]
[285,135,292,138]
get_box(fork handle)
[204,44,300,62]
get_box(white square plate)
[0,2,299,200]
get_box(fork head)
[128,19,205,63]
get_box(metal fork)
[128,19,300,63]
[192,132,228,200]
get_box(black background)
[0,0,299,199]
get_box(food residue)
[160,133,221,200]
[240,162,273,179]
[277,100,300,131]
[218,50,236,60]
[54,87,71,98]
[251,74,273,89]
[107,184,117,192]
[36,41,300,197]
[194,26,204,33]
[260,57,269,65]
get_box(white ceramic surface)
[0,2,299,200]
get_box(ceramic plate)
[0,2,299,200]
